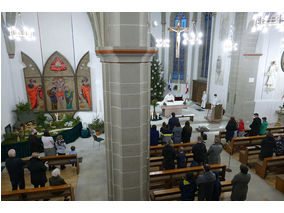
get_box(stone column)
[93,12,157,201]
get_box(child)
[176,147,186,168]
[260,117,268,135]
[179,172,197,201]
[69,146,77,166]
[238,119,245,137]
[55,135,66,170]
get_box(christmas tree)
[151,58,166,101]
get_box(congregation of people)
[4,128,78,200]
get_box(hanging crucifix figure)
[168,19,189,58]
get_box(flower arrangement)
[151,99,159,107]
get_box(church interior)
[1,8,284,204]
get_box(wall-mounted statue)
[265,61,278,90]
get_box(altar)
[159,101,187,117]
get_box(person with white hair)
[49,168,69,201]
[27,152,47,188]
[5,149,26,190]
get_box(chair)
[91,131,104,149]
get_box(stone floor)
[2,102,284,201]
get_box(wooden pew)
[255,155,284,178]
[22,154,80,174]
[239,145,261,165]
[150,142,197,157]
[150,180,232,201]
[225,133,284,155]
[1,184,75,201]
[218,126,284,141]
[150,164,226,189]
[275,174,284,193]
[150,153,194,171]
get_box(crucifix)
[168,19,189,58]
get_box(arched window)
[168,12,189,83]
[200,12,213,78]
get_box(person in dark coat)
[162,140,176,170]
[192,136,207,166]
[5,149,26,190]
[225,117,238,142]
[28,129,43,154]
[231,164,251,201]
[179,172,197,201]
[172,122,182,144]
[212,170,221,201]
[259,131,276,160]
[27,152,47,188]
[150,125,159,146]
[196,164,216,201]
[207,137,223,165]
[275,135,284,156]
[176,147,186,168]
[181,121,192,143]
[160,122,167,134]
[168,112,179,131]
[249,113,262,136]
[49,168,69,200]
[160,124,173,145]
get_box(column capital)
[95,47,158,63]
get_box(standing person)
[260,117,268,135]
[29,129,43,154]
[55,135,67,170]
[201,91,207,109]
[230,164,251,201]
[168,112,179,131]
[49,168,69,201]
[160,124,173,145]
[27,152,47,188]
[69,146,77,166]
[181,121,192,143]
[150,125,159,146]
[41,130,56,170]
[176,147,186,168]
[207,137,223,165]
[249,113,262,136]
[259,131,276,160]
[162,140,176,170]
[275,136,284,156]
[196,164,216,201]
[179,172,197,201]
[211,94,219,108]
[192,136,207,166]
[160,122,167,134]
[172,122,182,144]
[5,149,26,190]
[238,119,245,137]
[212,171,222,201]
[225,117,238,142]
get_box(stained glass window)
[200,12,212,78]
[172,13,187,80]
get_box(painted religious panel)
[21,52,45,112]
[76,52,92,111]
[43,52,77,112]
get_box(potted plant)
[151,99,159,120]
[89,117,104,136]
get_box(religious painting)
[76,52,92,111]
[21,52,45,112]
[281,51,284,72]
[43,51,77,112]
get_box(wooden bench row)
[255,155,284,178]
[1,184,75,201]
[225,133,284,155]
[150,180,232,201]
[150,153,194,171]
[22,154,80,174]
[218,126,284,140]
[150,164,226,190]
[239,145,261,165]
[150,142,197,157]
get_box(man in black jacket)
[27,152,47,188]
[168,112,179,131]
[5,149,26,190]
[196,164,216,201]
[28,129,43,154]
[249,113,262,136]
[259,131,276,160]
[192,136,207,166]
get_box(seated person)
[275,135,284,156]
[150,125,159,146]
[49,168,69,201]
[259,131,276,160]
